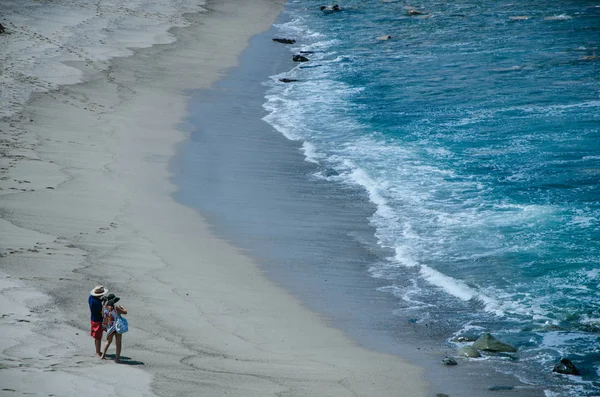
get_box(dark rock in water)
[488,386,515,391]
[279,78,298,83]
[453,335,477,343]
[299,51,314,54]
[473,333,517,353]
[292,55,309,62]
[407,9,424,16]
[320,4,342,12]
[272,38,295,44]
[533,321,565,332]
[323,168,339,177]
[299,64,321,69]
[457,346,481,358]
[441,357,457,366]
[0,23,5,33]
[553,358,580,375]
[495,352,519,361]
[436,394,450,397]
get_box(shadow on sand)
[103,354,145,365]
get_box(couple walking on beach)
[89,285,129,362]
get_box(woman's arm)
[116,305,128,315]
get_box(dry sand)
[0,1,429,396]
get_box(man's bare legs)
[95,339,102,357]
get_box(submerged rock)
[472,333,517,353]
[278,78,298,83]
[552,358,580,375]
[533,321,564,332]
[488,386,515,391]
[457,346,481,358]
[441,357,457,365]
[292,55,309,62]
[452,335,478,343]
[272,38,296,44]
[496,352,519,361]
[581,55,599,61]
[323,168,339,177]
[320,4,342,12]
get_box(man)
[88,285,108,357]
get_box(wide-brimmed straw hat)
[90,285,108,297]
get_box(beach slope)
[0,1,428,396]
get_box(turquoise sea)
[261,1,600,395]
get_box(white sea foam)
[264,4,600,395]
[0,0,205,119]
[274,16,323,39]
[347,166,393,214]
[544,14,573,21]
[584,268,600,279]
[273,114,555,319]
[417,262,507,316]
[301,141,321,163]
[263,3,597,329]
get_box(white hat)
[90,285,108,297]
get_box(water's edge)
[171,10,545,397]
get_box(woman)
[100,296,128,363]
[100,293,116,338]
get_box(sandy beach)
[0,1,429,396]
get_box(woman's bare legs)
[115,333,122,363]
[101,333,113,359]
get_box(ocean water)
[263,1,600,395]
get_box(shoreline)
[174,9,545,397]
[0,1,429,396]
